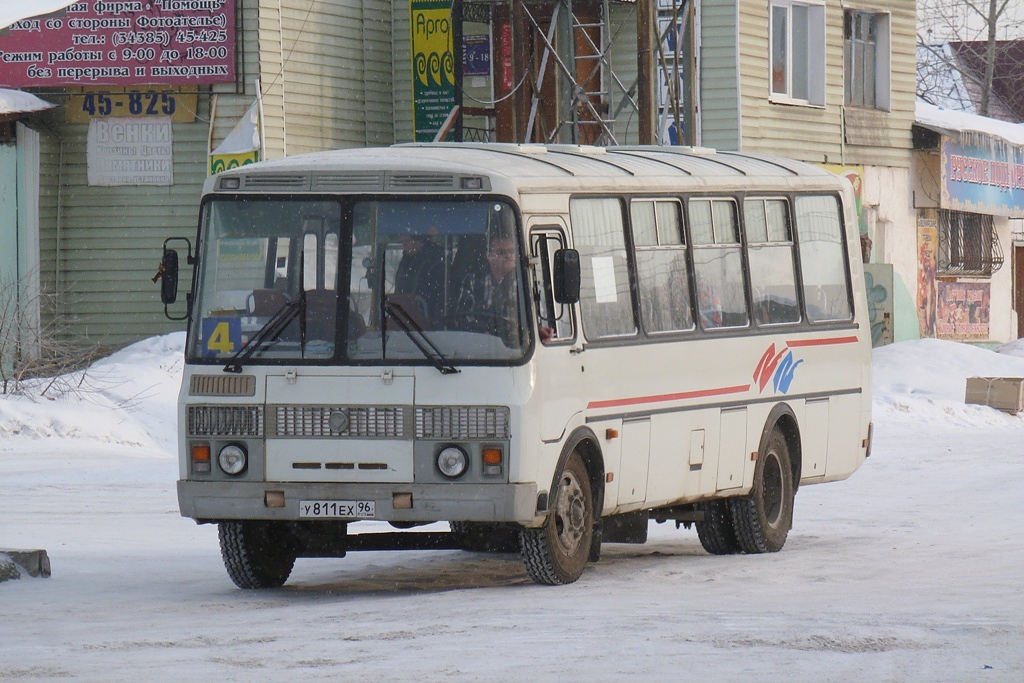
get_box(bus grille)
[271,406,406,438]
[415,406,510,440]
[189,374,256,397]
[187,405,264,437]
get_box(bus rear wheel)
[520,453,593,585]
[729,428,794,553]
[696,498,741,554]
[219,521,297,589]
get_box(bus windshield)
[186,197,530,367]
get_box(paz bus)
[158,143,872,589]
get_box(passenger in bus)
[452,235,523,346]
[394,230,446,322]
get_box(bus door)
[528,219,582,443]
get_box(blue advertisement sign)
[941,137,1024,218]
[463,34,490,77]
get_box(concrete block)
[0,549,51,579]
[965,377,1024,414]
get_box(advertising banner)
[936,281,990,341]
[917,218,938,338]
[411,0,455,142]
[941,136,1024,218]
[86,116,172,186]
[0,0,235,87]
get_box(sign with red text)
[941,137,1024,218]
[0,0,235,87]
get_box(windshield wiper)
[224,297,302,373]
[384,299,460,375]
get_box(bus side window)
[630,199,694,334]
[794,195,853,322]
[569,198,637,340]
[531,230,574,344]
[689,198,749,330]
[745,198,800,325]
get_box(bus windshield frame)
[185,195,532,368]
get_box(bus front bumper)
[177,480,540,525]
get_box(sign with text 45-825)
[0,0,235,87]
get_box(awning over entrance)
[916,101,1024,147]
[1,1,78,30]
[0,89,55,118]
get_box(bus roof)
[204,143,846,197]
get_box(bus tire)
[695,498,742,555]
[520,452,593,585]
[218,521,297,589]
[729,428,794,553]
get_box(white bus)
[160,143,872,589]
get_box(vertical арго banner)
[411,0,455,142]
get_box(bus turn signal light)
[191,444,211,474]
[482,447,503,475]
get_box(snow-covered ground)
[2,334,1023,681]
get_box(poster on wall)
[86,116,172,186]
[820,165,868,237]
[0,0,235,87]
[936,281,990,341]
[411,0,456,142]
[917,218,938,337]
[940,137,1024,218]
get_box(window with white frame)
[769,0,826,106]
[844,10,891,111]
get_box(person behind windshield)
[394,230,446,322]
[452,233,523,346]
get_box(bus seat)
[248,288,286,316]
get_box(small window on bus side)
[744,198,800,325]
[794,195,853,322]
[689,198,749,330]
[530,229,575,343]
[630,199,694,334]
[569,197,637,340]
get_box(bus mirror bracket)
[553,248,581,304]
[154,237,194,321]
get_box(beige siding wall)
[609,2,641,145]
[392,0,413,144]
[735,0,915,168]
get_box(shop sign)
[0,0,235,87]
[463,34,489,78]
[86,116,173,186]
[65,87,198,123]
[941,137,1024,218]
[411,0,456,142]
[936,281,990,341]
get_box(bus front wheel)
[520,452,593,585]
[729,428,794,553]
[218,521,297,589]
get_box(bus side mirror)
[158,248,179,305]
[553,248,580,304]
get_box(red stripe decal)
[786,335,859,347]
[587,384,751,410]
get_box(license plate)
[298,500,376,518]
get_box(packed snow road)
[1,337,1023,681]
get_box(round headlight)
[437,445,468,479]
[218,443,248,475]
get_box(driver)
[452,234,522,346]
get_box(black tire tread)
[218,521,296,589]
[695,498,742,555]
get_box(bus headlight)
[218,443,248,475]
[437,445,469,479]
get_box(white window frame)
[769,0,826,107]
[843,9,891,111]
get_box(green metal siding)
[699,0,741,150]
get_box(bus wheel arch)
[729,406,799,554]
[520,428,604,584]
